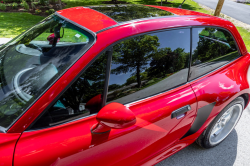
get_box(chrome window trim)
[0,126,7,133]
[124,82,189,107]
[24,82,189,133]
[5,14,97,133]
[24,57,241,133]
[25,113,98,133]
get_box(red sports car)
[0,4,249,166]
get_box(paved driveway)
[158,105,250,166]
[193,0,250,24]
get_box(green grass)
[62,0,210,14]
[0,0,209,38]
[0,13,44,38]
[237,27,250,52]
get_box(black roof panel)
[89,4,174,23]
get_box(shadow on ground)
[157,129,238,166]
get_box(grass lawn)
[0,0,209,38]
[237,27,250,52]
[0,0,249,53]
[62,0,210,14]
[0,13,44,38]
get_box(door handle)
[171,105,191,119]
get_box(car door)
[14,28,197,166]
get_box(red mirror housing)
[92,103,136,133]
[85,94,102,114]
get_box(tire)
[196,97,244,149]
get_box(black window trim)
[25,25,242,132]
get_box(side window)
[107,29,190,104]
[189,27,239,80]
[31,53,107,129]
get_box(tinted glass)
[0,15,94,129]
[90,5,174,23]
[189,27,239,80]
[30,52,107,129]
[107,29,190,104]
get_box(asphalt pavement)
[193,0,250,24]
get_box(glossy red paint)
[14,84,197,166]
[57,7,117,32]
[182,53,250,141]
[140,139,196,165]
[2,5,250,166]
[85,94,102,113]
[0,133,21,166]
[145,5,211,16]
[96,102,136,129]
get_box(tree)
[148,47,188,78]
[192,28,235,63]
[90,5,172,22]
[214,0,225,16]
[112,35,160,88]
[58,0,62,10]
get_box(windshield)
[0,15,95,130]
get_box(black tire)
[196,97,244,149]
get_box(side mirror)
[91,103,136,134]
[85,94,102,114]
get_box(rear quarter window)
[189,27,239,80]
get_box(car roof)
[57,4,213,33]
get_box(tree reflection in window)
[190,27,239,80]
[108,29,190,104]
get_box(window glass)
[31,53,107,129]
[107,29,190,104]
[189,27,239,80]
[0,15,94,129]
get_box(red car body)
[0,5,249,166]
